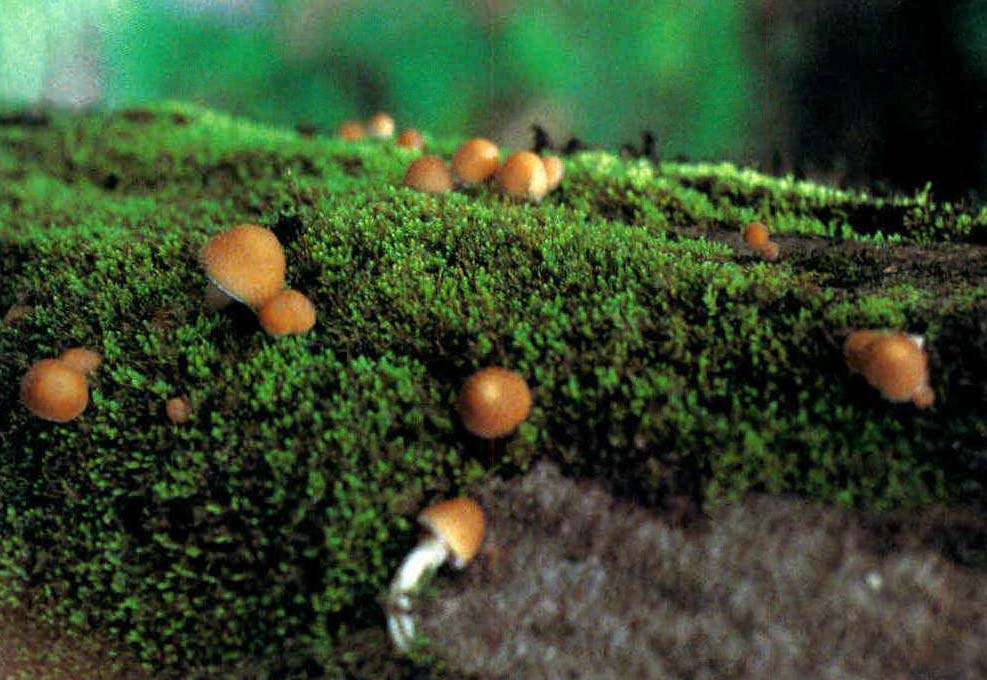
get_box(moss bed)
[0,102,985,678]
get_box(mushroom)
[338,120,366,141]
[542,155,565,193]
[256,289,317,336]
[396,129,425,151]
[20,358,89,422]
[58,347,102,377]
[845,330,933,407]
[742,222,770,249]
[452,138,500,184]
[166,395,192,424]
[403,156,453,194]
[496,151,548,201]
[367,112,395,139]
[199,225,286,309]
[756,240,780,261]
[386,497,486,652]
[457,367,532,439]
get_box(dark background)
[2,0,985,199]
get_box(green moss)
[1,101,985,677]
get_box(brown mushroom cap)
[542,155,564,192]
[457,367,532,439]
[257,289,317,336]
[844,330,886,373]
[496,151,548,201]
[166,395,192,424]
[58,347,102,377]
[338,120,366,141]
[756,241,780,262]
[418,497,486,567]
[743,222,770,248]
[199,225,286,309]
[20,359,89,422]
[861,333,929,402]
[396,129,425,151]
[452,138,500,184]
[368,112,396,139]
[403,156,453,194]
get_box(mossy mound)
[1,102,985,677]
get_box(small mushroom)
[256,289,317,336]
[20,359,89,422]
[386,498,486,651]
[742,222,770,249]
[338,120,366,141]
[755,240,780,261]
[58,347,102,377]
[166,395,192,424]
[496,151,548,201]
[846,330,933,407]
[403,156,453,194]
[367,112,395,139]
[199,225,286,309]
[396,129,425,151]
[457,367,532,439]
[452,138,500,184]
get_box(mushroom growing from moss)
[166,395,192,425]
[845,330,933,407]
[403,156,453,194]
[396,129,425,151]
[199,225,286,309]
[20,358,89,422]
[338,120,366,141]
[452,138,500,184]
[457,367,532,439]
[58,347,102,377]
[256,289,317,336]
[367,112,395,140]
[496,151,548,201]
[387,498,486,652]
[742,222,770,248]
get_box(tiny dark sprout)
[530,124,554,154]
[295,122,318,138]
[561,137,588,156]
[621,130,660,165]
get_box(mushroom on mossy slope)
[386,497,486,652]
[199,224,286,309]
[845,330,934,408]
[20,358,90,422]
[457,367,533,439]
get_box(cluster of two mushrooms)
[338,112,424,151]
[845,329,934,408]
[742,222,780,261]
[404,138,564,201]
[20,347,102,422]
[386,367,532,652]
[200,224,316,337]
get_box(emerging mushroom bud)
[367,112,396,140]
[457,367,532,439]
[257,289,317,336]
[199,225,286,309]
[403,156,454,194]
[743,222,770,248]
[20,358,89,423]
[396,129,425,151]
[496,151,548,201]
[387,498,486,652]
[452,138,500,184]
[58,347,102,377]
[338,120,366,141]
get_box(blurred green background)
[2,0,986,197]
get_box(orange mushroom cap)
[743,222,770,248]
[542,155,564,192]
[20,358,89,422]
[166,395,192,424]
[844,330,886,373]
[338,120,366,141]
[860,333,929,402]
[418,498,486,568]
[452,138,500,184]
[457,367,532,439]
[396,129,425,151]
[756,241,780,262]
[368,112,396,139]
[58,347,102,377]
[496,151,549,201]
[403,156,453,194]
[199,225,286,309]
[257,289,317,336]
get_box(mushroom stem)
[387,536,450,651]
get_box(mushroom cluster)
[403,137,565,202]
[20,347,101,423]
[337,111,424,150]
[742,221,780,261]
[199,224,316,337]
[844,330,934,408]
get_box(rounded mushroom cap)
[338,120,366,141]
[403,156,453,194]
[166,395,192,424]
[861,333,929,402]
[257,289,317,336]
[20,359,89,422]
[497,151,548,201]
[418,497,486,568]
[756,240,780,261]
[452,138,500,184]
[457,367,532,439]
[844,330,886,373]
[542,155,564,192]
[199,225,286,309]
[368,112,395,139]
[58,347,102,377]
[743,222,770,248]
[396,129,425,151]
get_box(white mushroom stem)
[386,536,450,652]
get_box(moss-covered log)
[0,102,985,677]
